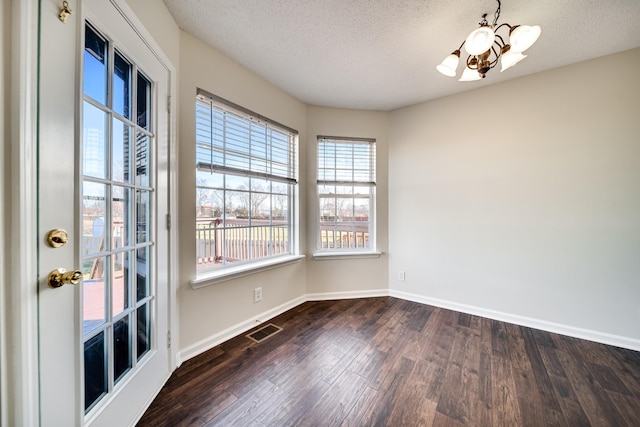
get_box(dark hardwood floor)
[137,297,640,426]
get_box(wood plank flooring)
[137,297,640,426]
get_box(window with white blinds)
[195,89,298,273]
[317,136,376,252]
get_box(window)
[317,136,376,253]
[195,89,298,275]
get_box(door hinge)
[166,213,171,230]
[167,95,172,113]
[167,331,171,348]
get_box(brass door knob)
[48,268,82,288]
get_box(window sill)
[191,255,306,289]
[312,251,382,261]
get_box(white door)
[38,0,172,425]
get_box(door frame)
[4,0,178,424]
[5,0,40,425]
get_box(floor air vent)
[246,323,283,343]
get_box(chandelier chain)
[493,0,502,27]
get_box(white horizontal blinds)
[317,136,376,186]
[196,91,297,184]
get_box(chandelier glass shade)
[436,0,541,81]
[464,27,496,56]
[509,25,542,53]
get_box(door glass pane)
[135,132,150,186]
[113,316,131,383]
[112,250,129,316]
[84,331,107,411]
[137,72,150,130]
[83,256,107,334]
[112,186,130,249]
[83,102,107,179]
[136,246,149,301]
[112,118,130,182]
[136,190,149,244]
[113,52,131,119]
[84,25,107,104]
[82,182,106,257]
[137,304,151,360]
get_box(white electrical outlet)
[397,271,405,282]
[254,287,263,303]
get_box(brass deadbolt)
[47,229,69,248]
[48,268,82,288]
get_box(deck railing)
[196,218,370,268]
[196,218,289,267]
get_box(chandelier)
[436,0,541,81]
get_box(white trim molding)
[312,251,382,261]
[191,255,305,289]
[177,289,389,363]
[390,289,640,352]
[6,0,40,425]
[109,0,182,380]
[178,288,640,366]
[306,289,389,301]
[177,295,307,365]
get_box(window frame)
[193,89,301,285]
[314,135,379,259]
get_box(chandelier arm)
[494,34,507,48]
[493,23,512,34]
[489,46,501,68]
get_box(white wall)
[177,32,308,357]
[126,0,179,66]
[117,1,640,357]
[305,106,389,295]
[389,48,640,347]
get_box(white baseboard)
[306,289,389,301]
[178,288,640,365]
[177,295,306,365]
[390,289,640,352]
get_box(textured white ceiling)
[162,0,640,111]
